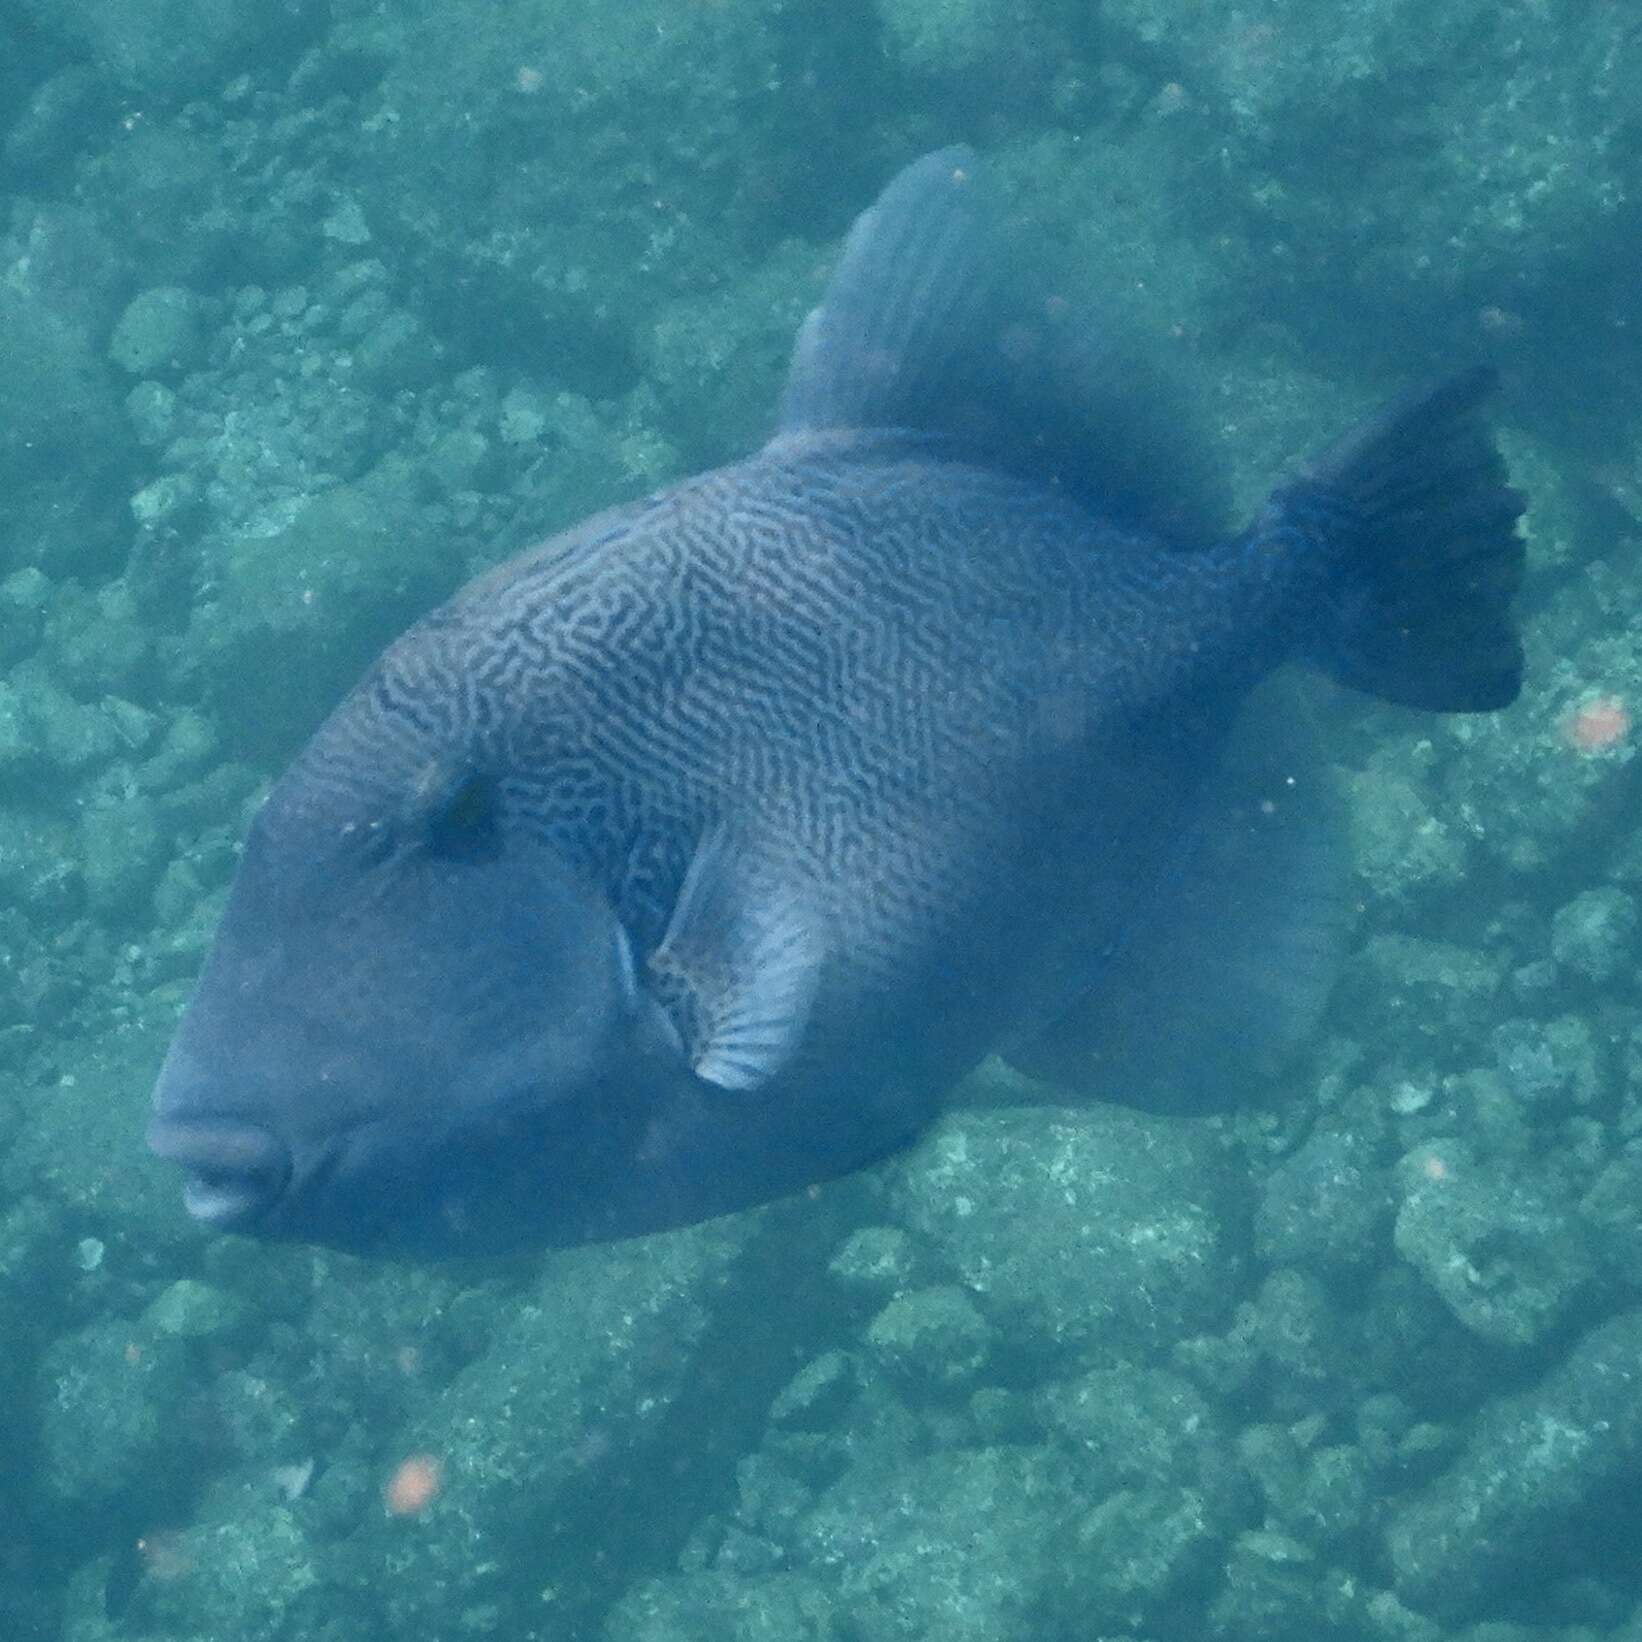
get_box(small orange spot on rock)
[385,1453,443,1516]
[1477,304,1524,336]
[136,1531,192,1581]
[1564,694,1630,754]
[1153,81,1189,117]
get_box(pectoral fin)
[650,827,824,1093]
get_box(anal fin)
[1008,675,1350,1113]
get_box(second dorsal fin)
[775,146,1226,546]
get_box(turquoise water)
[3,1,1640,1638]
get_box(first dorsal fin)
[775,147,1227,546]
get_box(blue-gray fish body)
[148,151,1524,1256]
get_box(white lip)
[182,1173,270,1227]
[148,1115,291,1227]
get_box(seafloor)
[2,1,1641,1639]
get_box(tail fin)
[1282,367,1525,711]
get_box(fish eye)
[423,773,501,863]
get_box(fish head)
[148,666,668,1255]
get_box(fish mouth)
[146,1116,292,1230]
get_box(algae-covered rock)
[893,1105,1236,1361]
[42,580,152,699]
[827,1225,920,1297]
[639,242,819,466]
[1242,1425,1371,1551]
[733,1451,816,1548]
[332,0,857,430]
[0,661,125,786]
[1490,1014,1606,1115]
[120,1480,320,1642]
[79,789,166,919]
[1042,1360,1223,1480]
[769,1351,856,1434]
[606,1570,839,1642]
[1579,1142,1642,1291]
[1073,1480,1228,1624]
[868,0,1080,93]
[1099,0,1636,328]
[37,1316,191,1506]
[124,380,179,448]
[21,0,316,100]
[1550,886,1639,984]
[0,288,116,470]
[0,569,49,668]
[187,458,451,756]
[141,1277,246,1340]
[2,66,108,182]
[1245,1267,1352,1396]
[1394,1144,1593,1348]
[1346,935,1506,1061]
[341,1218,761,1637]
[1209,1528,1330,1638]
[1255,1123,1395,1276]
[797,1444,1076,1642]
[863,1284,990,1397]
[873,0,1004,76]
[1348,754,1470,904]
[1387,1308,1642,1619]
[350,306,443,392]
[109,287,205,378]
[0,285,128,575]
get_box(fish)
[146,148,1525,1257]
